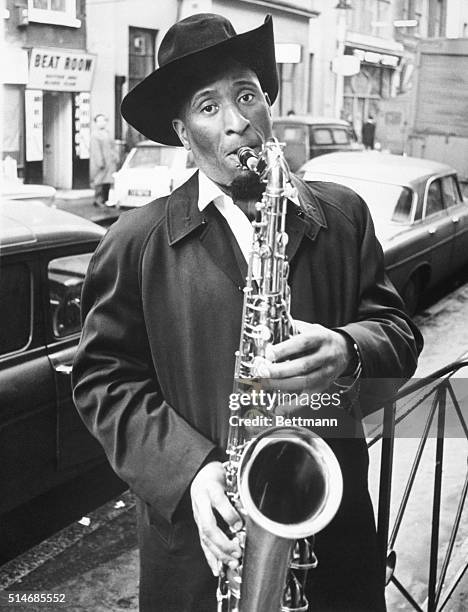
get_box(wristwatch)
[334,336,362,393]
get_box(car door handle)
[428,227,437,235]
[54,363,73,375]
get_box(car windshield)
[304,174,414,228]
[128,146,180,168]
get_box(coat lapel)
[199,204,247,289]
[166,172,327,287]
[166,172,246,289]
[286,177,328,261]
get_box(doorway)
[43,92,73,188]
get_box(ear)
[172,118,191,150]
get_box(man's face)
[172,64,273,189]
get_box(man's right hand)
[190,461,243,577]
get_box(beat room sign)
[28,48,96,92]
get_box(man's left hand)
[257,321,352,394]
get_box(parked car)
[0,199,109,516]
[273,115,361,172]
[299,152,468,314]
[2,179,56,206]
[111,140,196,209]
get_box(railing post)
[427,384,446,611]
[377,400,396,588]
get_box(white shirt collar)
[197,171,231,211]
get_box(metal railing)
[368,358,468,611]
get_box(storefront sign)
[74,93,90,160]
[25,90,43,162]
[28,48,96,92]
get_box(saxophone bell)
[234,427,343,612]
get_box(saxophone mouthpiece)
[237,146,259,172]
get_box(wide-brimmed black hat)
[121,13,278,146]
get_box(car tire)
[402,273,422,316]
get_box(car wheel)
[402,274,422,316]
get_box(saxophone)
[217,139,343,612]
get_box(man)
[73,13,422,612]
[90,113,118,206]
[362,115,376,150]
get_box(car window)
[391,187,414,223]
[347,127,358,143]
[425,180,444,217]
[460,180,468,200]
[0,262,31,355]
[312,129,333,145]
[300,173,414,232]
[332,129,349,145]
[273,124,307,144]
[441,175,460,208]
[48,253,92,338]
[272,123,308,172]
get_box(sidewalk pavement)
[0,494,139,612]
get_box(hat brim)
[121,16,278,146]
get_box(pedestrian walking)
[90,114,117,206]
[362,115,376,150]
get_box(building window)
[277,63,296,116]
[27,0,80,28]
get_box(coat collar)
[166,171,327,248]
[166,171,206,246]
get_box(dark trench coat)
[73,172,422,611]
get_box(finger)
[210,488,243,532]
[266,353,324,379]
[294,320,316,334]
[199,529,241,568]
[195,495,242,560]
[267,327,325,363]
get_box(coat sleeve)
[72,219,221,523]
[334,195,424,416]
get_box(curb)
[55,189,94,200]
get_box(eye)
[239,92,255,104]
[201,103,218,115]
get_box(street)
[53,191,120,228]
[0,270,467,610]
